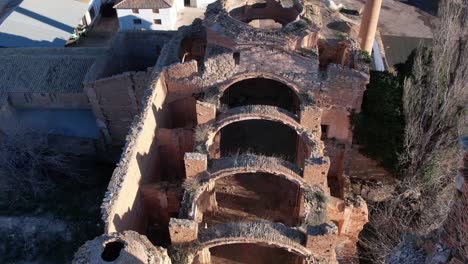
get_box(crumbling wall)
[321,106,352,142]
[85,68,153,144]
[157,128,195,181]
[164,46,320,102]
[101,71,168,233]
[319,64,368,112]
[85,31,174,81]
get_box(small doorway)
[184,0,191,7]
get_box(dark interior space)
[179,36,207,63]
[220,78,300,114]
[203,173,302,227]
[318,40,350,70]
[219,120,298,162]
[101,241,124,261]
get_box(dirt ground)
[338,0,435,38]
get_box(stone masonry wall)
[85,68,153,144]
[101,71,168,233]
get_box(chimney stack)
[359,0,383,53]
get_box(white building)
[114,0,216,31]
[0,0,103,47]
[83,0,104,27]
[114,0,184,31]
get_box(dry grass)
[194,123,213,143]
[182,177,202,195]
[0,129,79,204]
[203,87,220,106]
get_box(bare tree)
[400,0,468,189]
[0,129,78,204]
[361,1,468,262]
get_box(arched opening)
[227,0,302,29]
[179,35,207,63]
[101,241,125,262]
[212,120,309,165]
[193,243,306,264]
[220,78,300,114]
[202,172,303,227]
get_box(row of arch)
[183,154,320,227]
[182,75,325,263]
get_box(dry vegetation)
[0,129,79,204]
[360,0,468,262]
[0,129,113,262]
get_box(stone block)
[305,223,338,262]
[168,218,198,244]
[304,157,330,189]
[300,105,322,133]
[166,60,198,78]
[184,152,208,178]
[196,101,216,125]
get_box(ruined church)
[72,0,382,263]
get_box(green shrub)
[351,71,405,173]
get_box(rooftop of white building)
[0,0,92,47]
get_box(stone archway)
[202,171,304,227]
[194,242,306,264]
[220,77,301,114]
[204,105,318,167]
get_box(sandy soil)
[338,0,434,38]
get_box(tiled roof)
[114,0,174,9]
[0,48,106,94]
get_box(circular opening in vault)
[227,0,302,29]
[101,241,125,262]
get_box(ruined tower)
[75,0,371,263]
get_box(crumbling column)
[300,105,322,134]
[304,157,330,194]
[184,152,208,178]
[305,224,338,263]
[358,0,383,53]
[196,101,216,124]
[326,197,352,235]
[169,218,198,244]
